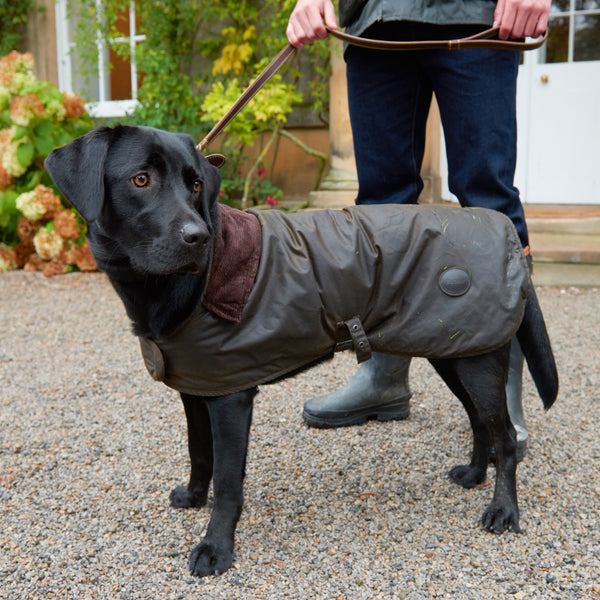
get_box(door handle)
[541,74,549,83]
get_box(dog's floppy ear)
[206,154,226,169]
[198,155,222,233]
[44,127,113,223]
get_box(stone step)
[525,206,600,287]
[530,262,600,288]
[529,231,600,265]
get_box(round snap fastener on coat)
[439,267,472,297]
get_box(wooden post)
[25,0,59,86]
[309,37,358,208]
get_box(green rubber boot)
[303,353,412,428]
[506,336,528,461]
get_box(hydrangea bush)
[0,51,97,276]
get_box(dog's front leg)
[189,389,255,577]
[170,393,214,508]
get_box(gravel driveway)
[1,271,599,600]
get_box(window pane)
[551,0,571,13]
[109,8,133,100]
[575,0,600,10]
[574,14,600,60]
[545,16,570,62]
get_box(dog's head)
[44,125,222,277]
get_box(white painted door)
[515,0,600,204]
[442,0,600,205]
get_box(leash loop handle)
[326,26,548,52]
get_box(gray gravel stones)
[1,272,599,599]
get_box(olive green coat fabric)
[139,204,530,397]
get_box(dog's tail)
[517,285,559,410]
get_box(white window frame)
[55,0,145,118]
[543,0,600,63]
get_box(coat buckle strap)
[335,316,372,363]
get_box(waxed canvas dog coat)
[139,203,530,396]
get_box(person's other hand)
[286,0,337,48]
[494,0,551,40]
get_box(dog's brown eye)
[132,174,149,187]
[193,179,202,193]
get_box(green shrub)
[68,0,328,207]
[0,51,96,275]
[0,0,36,56]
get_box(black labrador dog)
[45,125,558,577]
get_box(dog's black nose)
[180,222,209,247]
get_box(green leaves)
[0,0,35,55]
[33,120,54,156]
[0,190,19,245]
[15,141,34,167]
[200,75,302,146]
[0,50,93,251]
[66,0,328,207]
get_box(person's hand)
[286,0,337,49]
[494,0,551,40]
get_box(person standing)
[286,0,551,459]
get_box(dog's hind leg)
[188,388,256,577]
[170,393,215,509]
[429,358,491,489]
[436,348,521,534]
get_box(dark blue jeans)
[346,22,528,247]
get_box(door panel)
[514,0,600,204]
[442,2,600,205]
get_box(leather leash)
[198,43,297,154]
[327,25,548,51]
[197,27,547,155]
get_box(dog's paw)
[189,540,233,577]
[481,502,521,534]
[169,485,208,509]
[448,464,486,489]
